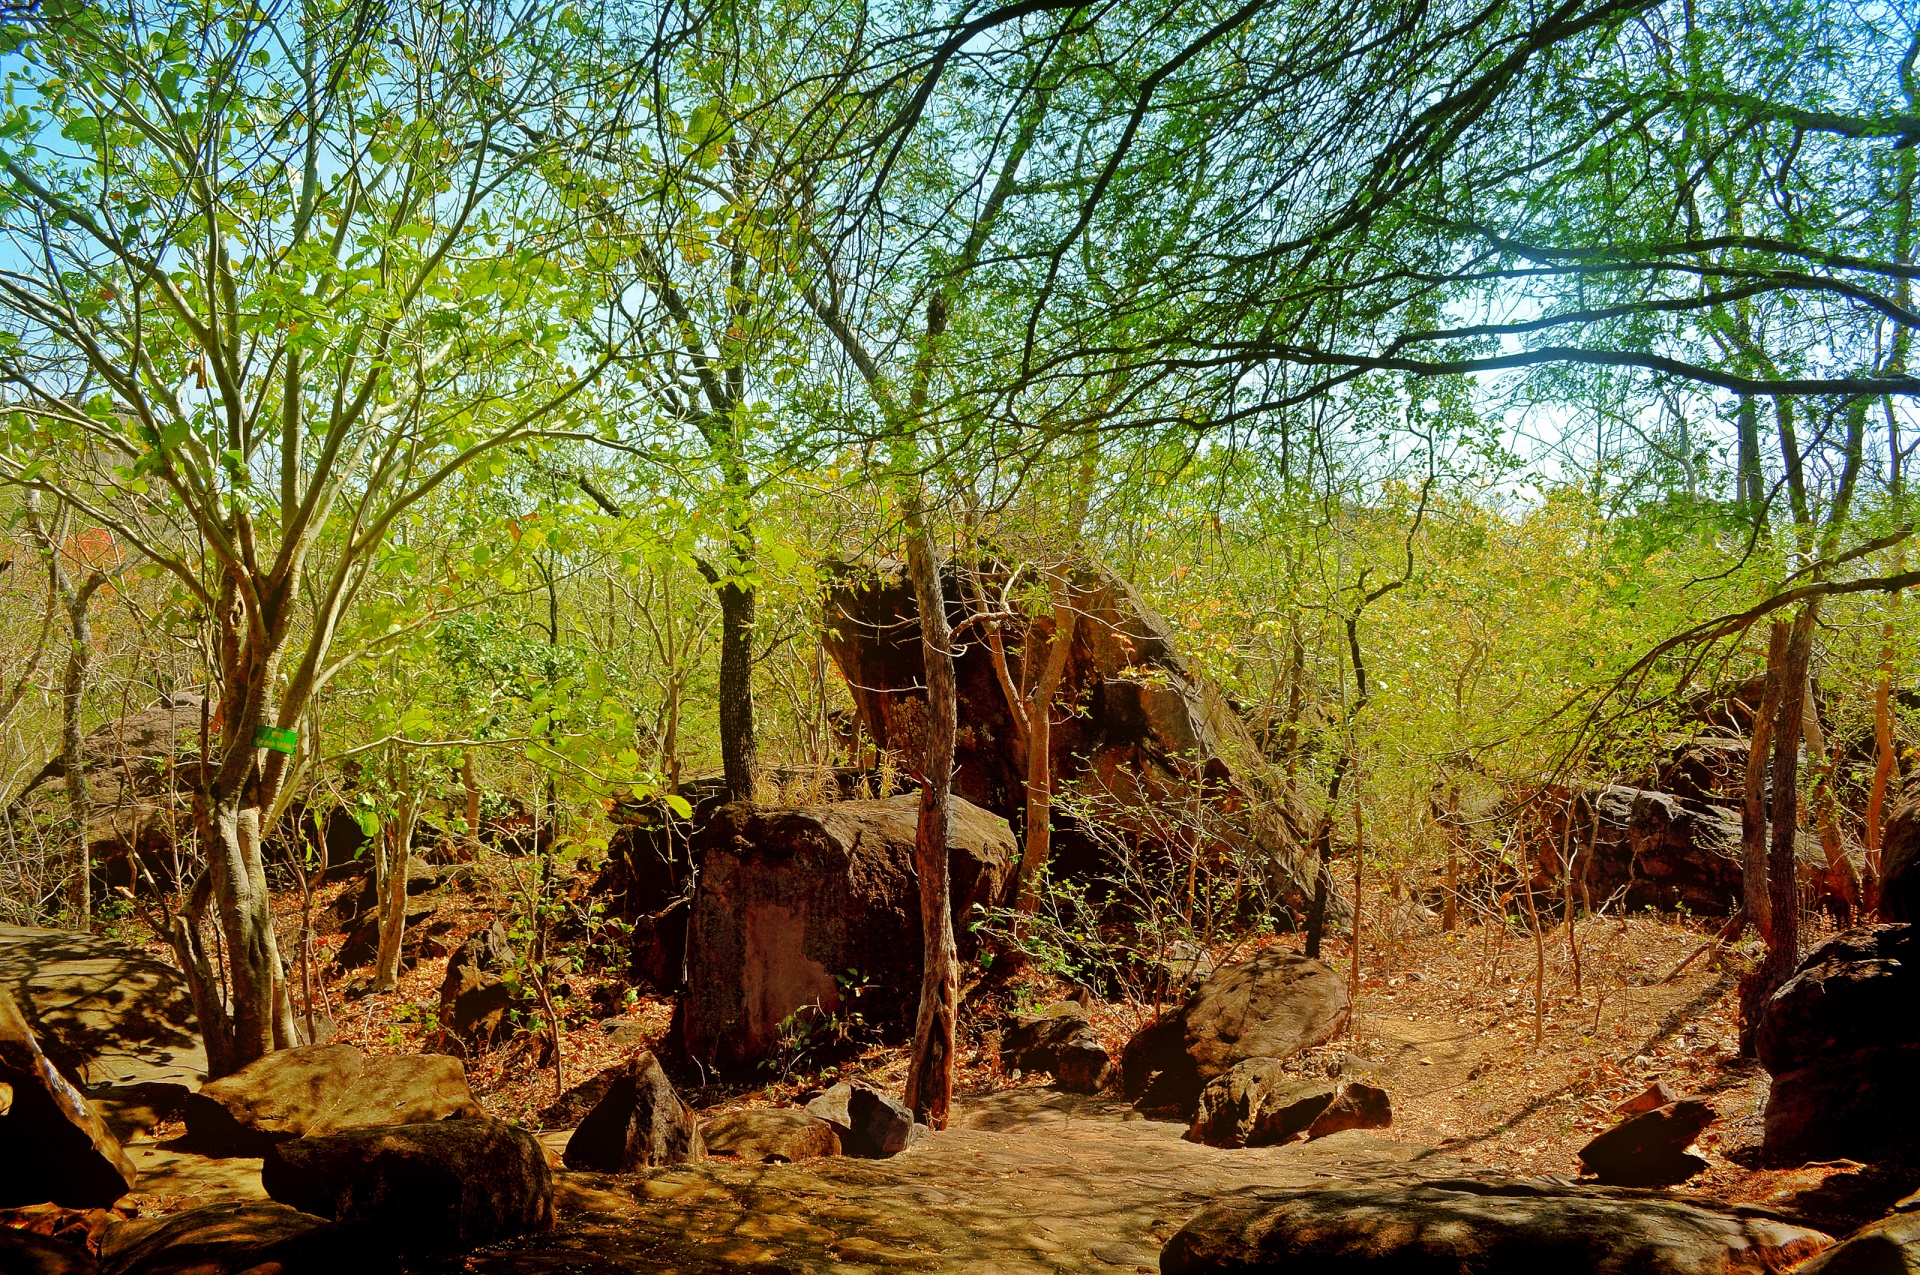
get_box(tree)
[0,0,616,1071]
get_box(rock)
[1161,1178,1833,1275]
[804,1082,913,1158]
[96,1201,391,1275]
[1000,1004,1089,1074]
[1616,1079,1680,1116]
[682,795,1013,1070]
[593,785,730,991]
[261,1119,551,1253]
[0,985,135,1209]
[1882,779,1920,922]
[1188,1062,1389,1148]
[437,920,519,1049]
[1121,949,1350,1118]
[561,1053,701,1172]
[0,926,205,1134]
[700,1108,840,1162]
[0,1227,97,1275]
[1548,786,1829,917]
[1578,1099,1715,1186]
[329,907,435,973]
[1756,924,1920,1165]
[1054,1036,1114,1094]
[182,1043,483,1156]
[823,560,1321,908]
[1792,1210,1920,1275]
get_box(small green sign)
[254,724,299,754]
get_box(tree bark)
[1760,605,1817,996]
[900,506,958,1130]
[1741,621,1789,942]
[1014,587,1078,911]
[716,576,758,803]
[1801,690,1860,916]
[1865,558,1904,906]
[373,790,418,993]
[211,797,280,1067]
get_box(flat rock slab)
[446,1090,1480,1274]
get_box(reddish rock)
[682,795,1013,1070]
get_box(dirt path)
[443,1092,1479,1275]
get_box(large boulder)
[682,794,1013,1070]
[1577,1099,1714,1186]
[261,1119,551,1253]
[1188,1061,1390,1149]
[437,920,519,1050]
[1791,1210,1920,1275]
[699,1108,840,1162]
[182,1043,484,1156]
[1882,779,1920,922]
[1548,786,1827,917]
[96,1201,390,1275]
[561,1053,701,1172]
[804,1082,914,1158]
[1161,1179,1832,1275]
[823,560,1321,910]
[1756,924,1920,1165]
[0,926,205,1136]
[1122,949,1349,1118]
[0,985,135,1209]
[0,1227,96,1274]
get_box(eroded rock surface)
[182,1044,483,1156]
[700,1108,840,1163]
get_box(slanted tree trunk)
[900,502,959,1130]
[1741,621,1789,942]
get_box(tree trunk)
[900,509,958,1130]
[210,797,281,1069]
[1760,606,1817,996]
[1801,692,1860,916]
[1014,592,1078,911]
[1741,621,1789,942]
[373,791,418,992]
[60,592,92,930]
[716,577,757,803]
[462,749,483,847]
[1865,559,1904,906]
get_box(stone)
[182,1043,484,1156]
[1791,1210,1920,1275]
[0,926,205,1133]
[96,1201,391,1275]
[562,1053,701,1172]
[1000,1003,1089,1075]
[1881,778,1920,923]
[1616,1079,1680,1116]
[699,1108,841,1162]
[804,1082,913,1158]
[1121,949,1350,1118]
[682,795,1013,1070]
[261,1118,551,1253]
[0,985,135,1209]
[1188,1062,1389,1149]
[1756,924,1920,1165]
[1578,1099,1715,1186]
[0,1227,96,1275]
[1161,1178,1833,1275]
[823,560,1322,909]
[1054,1036,1114,1094]
[437,920,519,1049]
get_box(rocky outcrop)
[682,795,1013,1070]
[700,1108,841,1162]
[0,984,135,1209]
[0,1225,96,1274]
[0,926,204,1137]
[1122,950,1349,1118]
[1577,1098,1713,1186]
[1790,1209,1920,1275]
[1882,779,1920,922]
[1000,1003,1112,1092]
[182,1044,484,1156]
[562,1053,702,1172]
[1756,923,1919,1165]
[438,920,519,1049]
[1161,1179,1832,1275]
[805,1082,915,1158]
[1545,786,1827,917]
[823,560,1319,908]
[96,1200,389,1275]
[261,1119,552,1252]
[1188,1062,1390,1148]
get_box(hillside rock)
[682,795,1012,1070]
[823,560,1320,911]
[1882,779,1920,922]
[1188,1063,1391,1148]
[1790,1209,1920,1275]
[182,1044,483,1156]
[0,986,135,1209]
[438,920,519,1049]
[261,1119,551,1252]
[96,1200,390,1275]
[1577,1099,1714,1186]
[1122,949,1350,1118]
[700,1108,841,1162]
[562,1053,701,1172]
[1756,923,1920,1165]
[1161,1179,1832,1275]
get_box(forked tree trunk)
[900,510,959,1130]
[373,792,419,993]
[1014,596,1078,911]
[210,796,284,1065]
[1760,606,1818,995]
[1741,621,1789,942]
